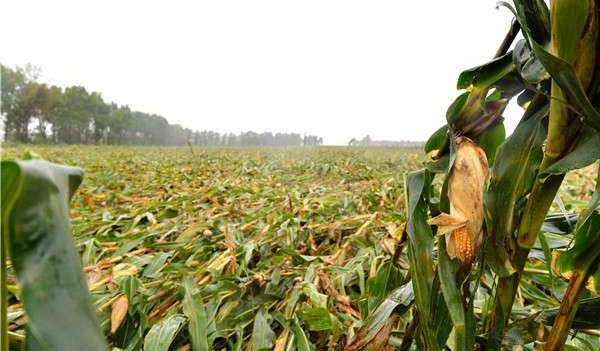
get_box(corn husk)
[429,137,488,265]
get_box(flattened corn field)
[2,146,597,350]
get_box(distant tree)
[61,86,92,143]
[1,64,43,142]
[360,135,372,146]
[89,92,110,143]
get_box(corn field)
[2,1,600,350]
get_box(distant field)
[2,146,596,350]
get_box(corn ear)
[429,137,488,265]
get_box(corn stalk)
[486,1,598,348]
[408,0,600,350]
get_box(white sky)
[1,0,522,145]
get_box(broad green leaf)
[404,169,437,350]
[556,212,600,273]
[0,160,107,351]
[424,125,450,173]
[457,52,514,90]
[542,213,578,234]
[537,232,557,290]
[119,275,142,307]
[143,315,185,351]
[297,307,332,331]
[478,122,506,166]
[485,90,502,102]
[437,240,466,351]
[505,0,550,45]
[540,131,600,177]
[143,252,172,278]
[345,282,413,351]
[301,282,328,309]
[182,276,209,351]
[530,41,600,131]
[424,125,448,154]
[491,72,526,100]
[541,297,600,329]
[425,152,449,174]
[446,92,470,125]
[365,260,403,313]
[291,317,313,351]
[430,274,454,349]
[517,89,536,107]
[512,39,547,84]
[251,308,275,351]
[484,96,548,277]
[556,173,599,272]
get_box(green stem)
[1,225,8,351]
[545,169,600,350]
[485,248,527,349]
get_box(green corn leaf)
[490,71,526,100]
[291,317,313,351]
[120,275,142,307]
[484,96,548,277]
[539,131,600,177]
[424,126,450,173]
[404,169,437,350]
[478,122,506,166]
[437,240,467,351]
[556,173,599,272]
[486,90,503,102]
[457,52,515,90]
[425,154,450,174]
[0,160,107,351]
[512,39,548,84]
[251,308,275,351]
[424,125,448,154]
[541,297,600,329]
[297,307,332,331]
[517,89,536,107]
[182,276,209,351]
[504,0,550,45]
[542,213,578,234]
[345,282,413,351]
[365,260,404,313]
[143,315,185,351]
[429,142,456,350]
[530,41,600,131]
[430,276,454,349]
[446,92,470,125]
[556,212,600,274]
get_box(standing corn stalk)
[404,0,600,350]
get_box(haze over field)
[1,0,522,145]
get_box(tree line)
[348,135,423,147]
[0,64,323,146]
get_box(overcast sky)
[1,1,522,145]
